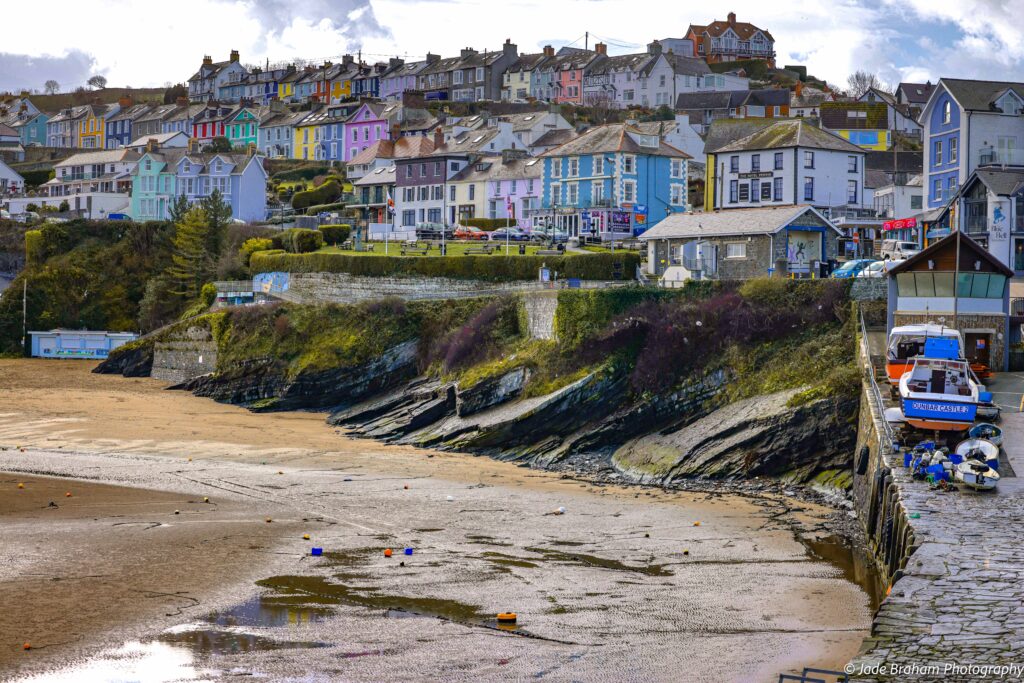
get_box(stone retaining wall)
[151,326,218,384]
[523,291,557,340]
[288,272,536,304]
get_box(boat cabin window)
[897,272,1005,298]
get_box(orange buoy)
[265,517,273,523]
[17,483,24,489]
[886,584,893,596]
[302,534,310,540]
[65,492,72,498]
[384,548,393,558]
[693,521,701,527]
[22,643,31,650]
[496,612,517,623]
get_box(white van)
[880,240,920,260]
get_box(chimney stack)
[176,96,189,106]
[389,57,404,69]
[203,55,213,66]
[342,54,354,66]
[247,141,257,157]
[433,126,444,150]
[229,50,240,62]
[145,138,158,153]
[118,96,133,108]
[188,138,201,154]
[543,45,555,58]
[794,81,803,97]
[647,40,662,56]
[460,47,478,58]
[595,43,608,56]
[391,122,401,140]
[727,11,736,25]
[426,52,440,65]
[501,148,529,163]
[503,39,517,58]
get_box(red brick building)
[685,12,775,67]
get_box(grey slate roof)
[941,78,1024,112]
[704,118,779,154]
[973,168,1024,196]
[648,53,711,77]
[640,205,837,240]
[450,155,542,183]
[532,128,578,148]
[897,82,935,105]
[710,119,864,154]
[541,123,688,158]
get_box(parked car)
[530,226,569,243]
[0,209,10,220]
[490,227,530,242]
[415,222,453,241]
[880,239,921,261]
[857,260,885,278]
[454,225,488,240]
[831,259,875,278]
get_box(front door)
[964,333,992,367]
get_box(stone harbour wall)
[288,272,537,304]
[522,291,558,340]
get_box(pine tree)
[201,188,233,256]
[167,194,190,225]
[165,205,212,302]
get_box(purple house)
[380,59,430,101]
[343,102,390,162]
[485,152,544,230]
[394,129,471,228]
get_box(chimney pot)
[727,11,736,24]
[203,55,213,66]
[433,126,443,150]
[230,50,240,62]
[543,45,555,58]
[595,43,608,55]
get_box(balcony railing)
[979,147,1024,167]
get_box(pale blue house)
[130,145,268,223]
[540,123,689,240]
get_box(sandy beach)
[0,359,872,682]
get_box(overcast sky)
[1,0,1022,94]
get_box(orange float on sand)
[384,548,393,558]
[496,613,517,623]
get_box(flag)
[386,190,395,215]
[506,197,515,221]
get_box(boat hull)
[886,360,911,385]
[901,397,977,432]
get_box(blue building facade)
[540,124,689,240]
[925,89,962,209]
[30,330,138,359]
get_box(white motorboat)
[954,459,1000,491]
[886,324,963,386]
[899,356,985,432]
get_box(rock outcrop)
[93,342,153,377]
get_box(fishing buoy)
[17,483,24,489]
[644,533,649,538]
[693,521,701,527]
[384,548,393,558]
[909,512,921,519]
[303,534,310,540]
[174,510,180,515]
[265,518,273,523]
[446,495,454,502]
[683,549,689,556]
[65,492,72,498]
[311,547,323,556]
[187,457,192,462]
[203,497,209,503]
[403,484,409,490]
[496,613,517,623]
[404,547,413,556]
[400,561,405,567]
[886,585,893,596]
[22,642,31,651]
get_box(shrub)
[292,178,342,211]
[271,165,330,183]
[305,202,348,216]
[239,237,274,267]
[20,170,51,188]
[58,200,70,213]
[26,203,38,213]
[319,224,351,245]
[280,228,323,254]
[249,251,641,282]
[426,297,521,372]
[24,230,44,266]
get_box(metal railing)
[860,310,896,451]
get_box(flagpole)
[506,195,511,256]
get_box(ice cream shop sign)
[883,217,918,231]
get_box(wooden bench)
[464,246,494,255]
[537,249,562,256]
[401,246,430,256]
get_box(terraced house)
[224,105,266,149]
[686,12,775,67]
[191,103,236,146]
[77,103,120,149]
[820,101,890,151]
[130,144,267,222]
[258,110,306,159]
[46,106,88,148]
[540,122,691,239]
[188,51,248,102]
[0,98,48,147]
[380,58,429,101]
[105,101,153,149]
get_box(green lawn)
[317,241,565,258]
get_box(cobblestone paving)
[848,371,1024,682]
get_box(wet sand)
[0,360,872,682]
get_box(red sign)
[883,217,918,231]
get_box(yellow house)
[293,109,328,160]
[77,103,116,149]
[278,67,301,102]
[820,102,890,151]
[831,128,890,152]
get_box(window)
[942,100,951,124]
[804,151,815,169]
[948,176,957,196]
[751,154,760,172]
[934,140,942,165]
[352,128,358,142]
[450,184,456,201]
[750,181,760,203]
[551,182,561,203]
[774,152,783,170]
[405,165,412,178]
[551,159,562,178]
[623,155,636,174]
[476,67,484,82]
[738,182,749,202]
[848,156,858,172]
[568,157,579,177]
[804,176,814,201]
[434,161,442,175]
[427,208,442,223]
[670,158,684,179]
[453,71,463,85]
[659,75,666,88]
[933,178,942,201]
[594,156,604,175]
[469,184,475,200]
[593,183,605,204]
[911,195,923,210]
[761,182,772,201]
[773,176,783,201]
[363,128,369,141]
[950,137,958,163]
[847,180,858,204]
[568,182,578,204]
[495,180,502,195]
[622,180,636,203]
[726,243,747,259]
[730,155,739,173]
[420,163,427,177]
[670,183,686,206]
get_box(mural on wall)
[787,230,822,271]
[989,198,1010,268]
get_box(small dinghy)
[955,438,1000,470]
[954,459,1000,491]
[969,423,1003,447]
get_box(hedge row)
[271,165,331,182]
[462,218,517,230]
[304,202,347,216]
[319,225,352,245]
[250,251,641,282]
[292,178,342,211]
[271,228,323,254]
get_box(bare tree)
[44,80,60,95]
[846,70,883,99]
[87,75,108,90]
